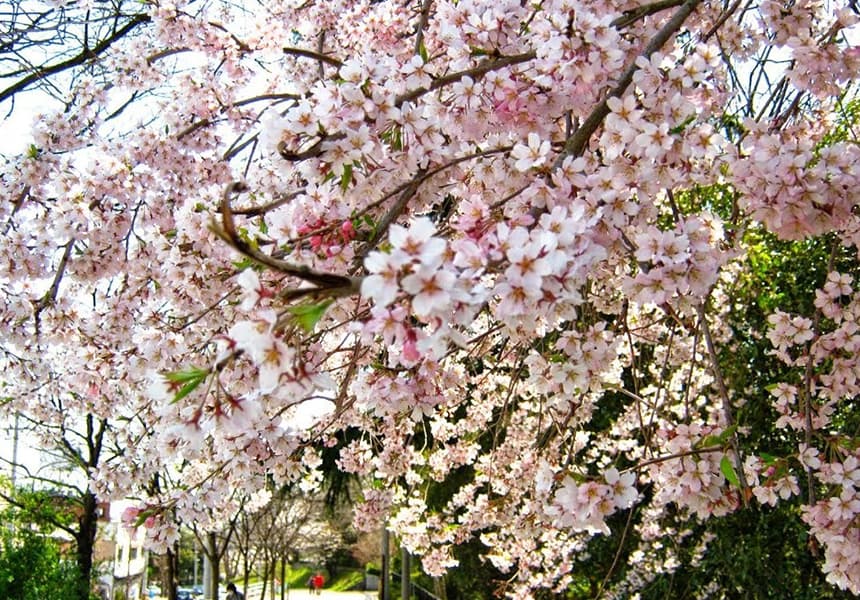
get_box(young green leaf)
[173,379,204,403]
[720,455,740,487]
[759,452,778,465]
[289,300,334,333]
[164,366,209,384]
[340,163,353,192]
[164,367,208,403]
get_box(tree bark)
[208,533,219,600]
[75,490,99,600]
[164,545,179,600]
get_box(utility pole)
[400,547,410,600]
[380,528,390,600]
[10,413,19,486]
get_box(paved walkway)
[153,585,377,600]
[245,585,375,600]
[248,591,374,600]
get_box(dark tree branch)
[213,183,361,295]
[611,0,685,28]
[282,46,343,68]
[557,0,703,162]
[0,12,151,103]
[395,51,537,107]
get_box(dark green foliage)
[0,528,84,600]
[637,506,853,600]
[585,214,860,597]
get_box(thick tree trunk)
[164,545,179,600]
[259,552,270,600]
[75,490,99,600]
[242,551,251,600]
[208,532,220,600]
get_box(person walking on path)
[311,572,324,595]
[226,582,244,600]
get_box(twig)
[611,0,685,29]
[697,302,750,503]
[33,238,75,334]
[283,45,343,69]
[414,0,434,56]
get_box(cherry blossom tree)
[2,0,860,597]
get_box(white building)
[100,502,148,600]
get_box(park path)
[245,584,375,600]
[248,591,374,600]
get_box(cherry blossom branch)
[557,0,703,161]
[3,184,30,234]
[701,0,749,42]
[231,190,303,216]
[351,146,512,261]
[362,169,427,251]
[282,46,343,68]
[170,289,238,332]
[277,134,339,161]
[624,444,725,472]
[316,31,327,80]
[596,503,638,598]
[178,92,300,143]
[414,0,434,56]
[33,238,74,333]
[214,182,361,296]
[394,51,537,107]
[611,0,685,29]
[799,241,837,505]
[145,48,192,64]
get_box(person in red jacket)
[311,572,324,595]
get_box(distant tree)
[245,487,342,600]
[0,414,115,600]
[0,481,92,600]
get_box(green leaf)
[340,163,353,193]
[418,40,429,63]
[759,452,778,465]
[720,455,740,487]
[669,115,696,135]
[698,434,722,448]
[173,379,204,403]
[26,144,40,160]
[697,424,738,449]
[289,300,334,333]
[232,257,254,270]
[718,424,738,444]
[164,367,208,403]
[164,366,209,384]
